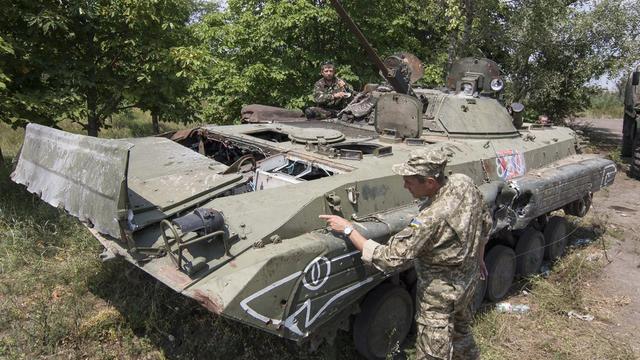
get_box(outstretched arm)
[319,214,368,251]
[319,214,441,272]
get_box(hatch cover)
[288,127,345,144]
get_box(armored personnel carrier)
[11,1,617,359]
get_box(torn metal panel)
[478,181,509,234]
[504,156,616,229]
[125,137,243,229]
[11,124,132,238]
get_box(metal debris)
[567,310,594,321]
[495,302,530,314]
[574,238,593,246]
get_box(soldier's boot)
[304,107,317,119]
[304,107,335,120]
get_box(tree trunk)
[461,0,474,55]
[0,146,4,166]
[86,28,99,137]
[152,111,160,134]
[447,32,457,70]
[445,1,458,70]
[87,86,99,137]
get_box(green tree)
[2,0,636,130]
[197,0,640,123]
[464,0,639,122]
[126,1,217,134]
[194,0,458,123]
[0,0,203,136]
[0,35,13,164]
[0,3,80,130]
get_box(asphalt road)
[570,117,623,151]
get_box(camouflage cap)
[392,148,447,177]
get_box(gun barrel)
[328,0,407,93]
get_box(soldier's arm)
[319,213,443,271]
[362,216,444,272]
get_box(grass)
[474,216,636,360]
[1,113,637,359]
[475,248,635,360]
[0,113,339,359]
[580,91,624,119]
[49,109,187,139]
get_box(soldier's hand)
[479,258,488,280]
[333,91,351,99]
[319,214,352,233]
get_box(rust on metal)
[190,289,225,314]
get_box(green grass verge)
[0,115,352,359]
[475,239,635,360]
[50,109,187,139]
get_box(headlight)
[462,83,474,96]
[490,78,504,91]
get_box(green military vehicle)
[10,1,617,359]
[622,66,640,178]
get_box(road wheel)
[632,130,640,179]
[544,216,568,261]
[485,245,516,302]
[353,283,414,360]
[563,193,592,217]
[515,228,545,277]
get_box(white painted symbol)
[239,271,301,326]
[495,149,526,180]
[302,256,330,290]
[284,276,374,336]
[240,250,372,336]
[601,163,617,187]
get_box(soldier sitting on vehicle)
[305,61,352,120]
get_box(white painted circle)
[302,256,331,291]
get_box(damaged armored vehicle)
[11,1,617,359]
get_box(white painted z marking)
[283,276,375,336]
[240,250,370,335]
[239,271,302,326]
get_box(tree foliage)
[457,0,640,121]
[0,0,204,136]
[192,0,639,124]
[1,0,639,130]
[193,0,462,123]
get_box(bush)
[582,90,624,119]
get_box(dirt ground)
[572,117,640,355]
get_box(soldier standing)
[305,61,352,119]
[320,148,492,360]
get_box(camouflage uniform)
[305,77,351,119]
[361,149,492,360]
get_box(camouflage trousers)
[414,276,479,360]
[304,106,339,120]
